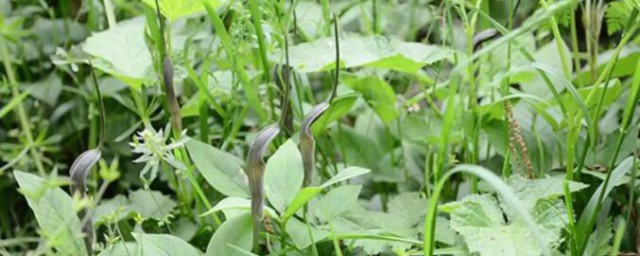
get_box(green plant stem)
[0,38,46,175]
[102,0,116,28]
[539,0,571,79]
[320,0,331,35]
[248,0,271,83]
[247,0,276,120]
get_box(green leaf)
[281,36,451,73]
[186,139,249,197]
[133,233,199,256]
[13,171,87,255]
[82,17,152,88]
[521,39,572,99]
[93,195,130,225]
[575,46,640,85]
[128,189,176,220]
[141,0,224,21]
[321,167,371,189]
[24,73,63,106]
[285,218,330,250]
[282,187,323,221]
[584,219,613,256]
[442,194,563,256]
[576,157,635,242]
[605,0,639,35]
[506,174,588,212]
[97,242,139,256]
[311,94,357,134]
[201,197,277,220]
[312,185,361,222]
[345,76,398,124]
[205,213,253,256]
[264,140,304,214]
[387,192,429,229]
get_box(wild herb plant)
[2,0,640,255]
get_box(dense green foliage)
[1,0,640,255]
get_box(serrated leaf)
[506,174,588,211]
[264,140,304,214]
[443,194,561,256]
[14,171,87,255]
[128,189,176,220]
[186,139,249,197]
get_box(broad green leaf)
[128,189,176,220]
[285,218,330,250]
[14,171,87,255]
[575,46,640,85]
[345,76,398,124]
[387,192,429,229]
[186,139,249,197]
[333,126,397,182]
[561,79,623,116]
[264,140,304,213]
[133,233,199,256]
[321,167,371,189]
[97,242,139,256]
[521,39,572,99]
[311,94,357,134]
[83,17,152,88]
[312,185,361,222]
[205,213,253,256]
[282,187,323,221]
[506,174,588,212]
[281,36,451,73]
[24,73,63,106]
[201,197,277,220]
[141,0,224,21]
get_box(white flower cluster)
[130,127,189,186]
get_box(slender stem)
[89,64,106,149]
[329,14,340,103]
[539,0,571,79]
[102,0,116,28]
[0,38,46,175]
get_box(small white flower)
[129,127,189,186]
